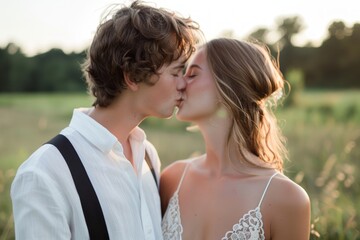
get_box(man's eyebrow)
[172,63,185,70]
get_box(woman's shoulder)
[162,159,190,177]
[271,173,310,208]
[161,154,204,179]
[161,156,199,184]
[265,173,311,238]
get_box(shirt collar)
[69,108,117,153]
[130,125,146,143]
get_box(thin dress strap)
[257,172,279,208]
[174,162,191,194]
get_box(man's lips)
[176,97,185,107]
[176,99,183,107]
[176,91,186,107]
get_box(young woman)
[161,38,311,240]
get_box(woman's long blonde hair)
[205,38,288,171]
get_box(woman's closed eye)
[184,64,201,79]
[184,69,197,79]
[184,72,197,83]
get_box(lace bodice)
[221,206,264,240]
[161,164,278,240]
[162,192,183,240]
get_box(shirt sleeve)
[11,170,71,240]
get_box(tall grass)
[278,90,360,239]
[0,91,359,239]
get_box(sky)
[1,0,359,56]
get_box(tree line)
[0,46,86,92]
[261,17,360,89]
[0,16,359,92]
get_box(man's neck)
[89,97,145,146]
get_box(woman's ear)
[124,73,139,91]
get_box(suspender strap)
[47,134,110,240]
[144,150,158,187]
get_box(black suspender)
[46,134,158,239]
[47,134,109,240]
[144,150,158,186]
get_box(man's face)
[136,56,187,118]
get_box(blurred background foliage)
[0,17,360,92]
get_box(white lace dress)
[161,164,278,240]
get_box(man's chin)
[152,107,182,119]
[157,110,175,119]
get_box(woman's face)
[176,47,221,122]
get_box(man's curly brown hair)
[82,1,200,107]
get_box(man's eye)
[172,71,183,77]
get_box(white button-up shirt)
[11,108,163,240]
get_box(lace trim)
[222,207,265,240]
[162,192,183,240]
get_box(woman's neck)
[197,116,276,177]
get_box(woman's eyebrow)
[189,64,201,69]
[185,64,202,72]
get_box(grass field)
[1,91,359,239]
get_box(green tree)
[247,27,269,45]
[32,48,85,92]
[5,43,32,92]
[328,21,350,39]
[0,46,11,91]
[275,16,304,48]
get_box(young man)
[11,1,199,239]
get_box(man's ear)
[124,73,139,91]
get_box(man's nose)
[176,76,187,92]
